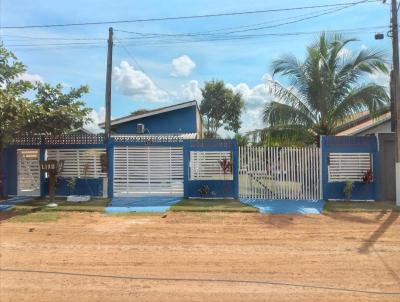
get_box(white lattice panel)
[328,153,372,182]
[113,147,183,197]
[190,151,233,180]
[46,149,106,178]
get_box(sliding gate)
[239,147,321,200]
[113,146,184,197]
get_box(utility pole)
[105,27,113,140]
[388,0,400,205]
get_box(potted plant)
[343,180,354,201]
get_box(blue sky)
[0,0,392,135]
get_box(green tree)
[234,133,249,147]
[200,80,244,138]
[0,46,34,149]
[26,83,91,135]
[0,44,92,148]
[263,33,389,146]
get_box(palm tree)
[263,33,389,146]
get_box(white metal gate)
[113,146,184,197]
[239,146,321,200]
[17,149,40,196]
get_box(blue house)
[99,100,203,138]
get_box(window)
[328,153,372,182]
[46,149,107,178]
[190,151,233,180]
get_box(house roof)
[336,111,391,136]
[98,100,199,128]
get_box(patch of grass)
[324,200,400,212]
[9,211,60,223]
[170,199,258,213]
[15,197,109,213]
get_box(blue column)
[372,136,380,201]
[320,136,328,200]
[39,147,46,197]
[107,139,114,198]
[1,147,8,196]
[232,140,239,199]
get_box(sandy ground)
[0,211,399,302]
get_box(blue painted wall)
[44,177,104,197]
[184,139,239,199]
[3,137,240,200]
[321,135,379,201]
[112,105,198,134]
[2,146,17,196]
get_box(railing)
[11,134,105,146]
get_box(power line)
[115,26,389,45]
[0,7,356,43]
[115,4,366,40]
[1,34,106,41]
[5,26,388,48]
[115,6,351,38]
[0,0,376,29]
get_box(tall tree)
[26,83,91,135]
[200,80,244,138]
[0,46,34,149]
[263,33,389,146]
[0,44,92,148]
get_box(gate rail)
[239,146,321,200]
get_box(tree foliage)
[0,44,92,148]
[200,80,244,138]
[263,33,389,146]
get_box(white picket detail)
[17,149,40,196]
[113,146,184,197]
[239,146,321,200]
[328,153,372,182]
[190,151,233,180]
[47,149,106,178]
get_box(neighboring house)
[245,129,262,144]
[99,100,203,138]
[335,108,392,136]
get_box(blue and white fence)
[1,134,384,201]
[1,134,238,199]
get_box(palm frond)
[263,101,315,128]
[332,83,390,124]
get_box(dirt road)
[0,211,399,301]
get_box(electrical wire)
[115,6,353,38]
[0,0,377,29]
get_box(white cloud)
[113,60,168,102]
[15,72,44,84]
[171,55,196,77]
[226,74,274,134]
[181,80,203,101]
[84,107,105,133]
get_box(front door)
[17,149,40,196]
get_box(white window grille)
[190,151,233,180]
[328,152,372,182]
[46,149,106,178]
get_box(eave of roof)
[334,107,391,134]
[99,100,199,128]
[336,112,391,136]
